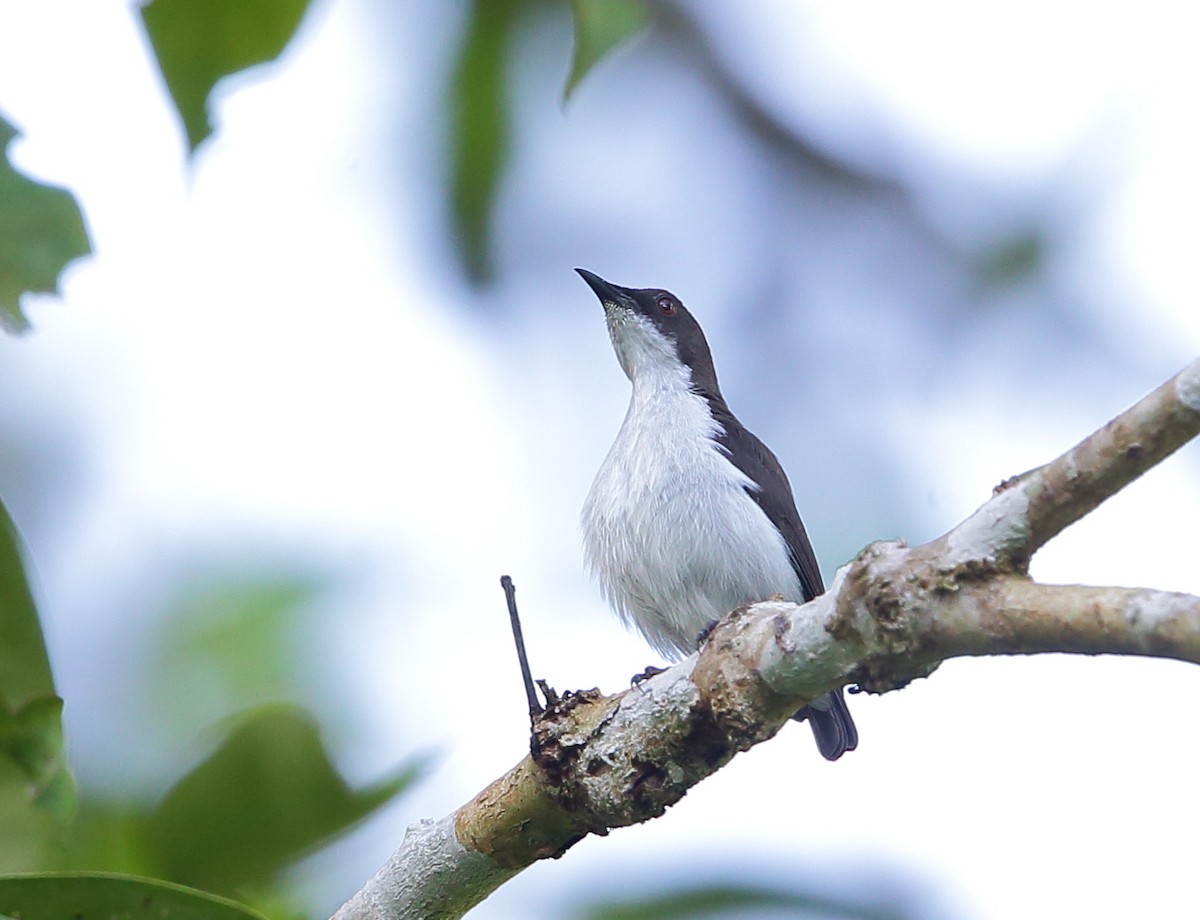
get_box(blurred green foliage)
[139,0,653,282]
[0,498,75,870]
[145,705,422,895]
[448,0,523,284]
[448,0,649,282]
[0,697,73,821]
[140,0,315,152]
[977,229,1046,289]
[582,881,922,920]
[563,0,646,100]
[0,756,60,874]
[0,874,267,920]
[149,574,324,736]
[0,498,55,708]
[0,116,90,333]
[2,502,420,915]
[51,704,423,902]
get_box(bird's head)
[576,268,718,392]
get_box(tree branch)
[943,356,1200,571]
[332,358,1200,920]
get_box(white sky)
[1,2,1199,919]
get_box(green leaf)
[146,705,423,893]
[0,697,76,824]
[0,498,75,839]
[0,498,54,706]
[0,116,90,333]
[0,873,267,920]
[0,758,59,873]
[52,799,157,877]
[564,0,647,101]
[139,0,314,152]
[448,0,524,284]
[583,883,919,920]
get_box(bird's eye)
[657,296,677,316]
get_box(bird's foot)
[536,678,561,707]
[695,617,721,647]
[631,665,666,686]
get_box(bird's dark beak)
[576,268,629,307]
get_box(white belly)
[581,380,801,660]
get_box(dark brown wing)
[710,402,858,760]
[710,402,824,600]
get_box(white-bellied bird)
[578,269,857,760]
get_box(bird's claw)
[695,617,721,646]
[631,665,666,686]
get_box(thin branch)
[1022,357,1200,551]
[942,357,1200,570]
[957,580,1200,660]
[754,568,1200,701]
[500,575,543,722]
[332,357,1200,920]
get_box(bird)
[577,268,857,761]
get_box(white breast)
[581,361,801,660]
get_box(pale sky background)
[1,2,1199,918]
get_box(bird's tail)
[794,688,858,761]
